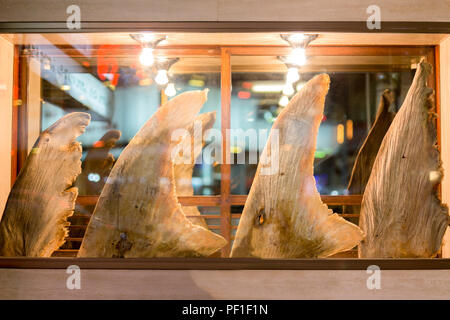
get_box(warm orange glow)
[337,124,345,144]
[93,141,105,148]
[238,91,251,99]
[346,119,353,140]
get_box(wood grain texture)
[2,268,450,300]
[348,90,396,196]
[231,74,364,258]
[78,90,227,258]
[439,37,450,258]
[359,60,449,258]
[220,47,232,257]
[76,130,121,196]
[173,112,216,229]
[0,112,91,257]
[0,36,13,219]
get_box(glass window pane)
[230,55,419,195]
[30,43,222,195]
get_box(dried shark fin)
[359,60,448,258]
[231,74,364,258]
[0,112,91,257]
[173,112,216,229]
[344,90,396,216]
[348,89,396,196]
[76,129,121,196]
[78,90,227,258]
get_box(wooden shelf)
[1,257,448,270]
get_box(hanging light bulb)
[287,33,307,43]
[164,83,176,97]
[288,47,307,66]
[140,33,155,42]
[279,95,289,107]
[139,47,154,66]
[296,82,305,92]
[155,69,169,85]
[282,82,295,96]
[286,67,300,83]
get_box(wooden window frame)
[5,42,446,268]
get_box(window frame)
[6,40,445,266]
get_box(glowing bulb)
[286,67,300,83]
[346,119,353,140]
[155,69,169,85]
[164,83,176,97]
[289,47,307,66]
[60,84,71,91]
[139,47,154,66]
[282,83,295,96]
[141,33,155,42]
[337,124,345,144]
[88,173,101,182]
[296,82,305,91]
[288,33,307,43]
[279,95,289,107]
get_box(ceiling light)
[287,33,307,43]
[139,47,154,66]
[282,83,295,96]
[140,33,155,42]
[296,82,305,91]
[155,69,169,85]
[286,67,300,83]
[280,33,318,48]
[164,82,176,97]
[155,57,179,85]
[279,95,289,107]
[288,48,307,66]
[130,34,167,67]
[280,34,318,67]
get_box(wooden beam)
[76,194,364,206]
[17,54,28,174]
[28,45,222,58]
[220,47,232,257]
[28,45,433,59]
[228,46,434,56]
[10,46,19,186]
[1,257,450,270]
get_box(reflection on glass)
[38,51,221,195]
[231,64,414,195]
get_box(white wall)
[0,36,13,219]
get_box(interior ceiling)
[4,32,449,46]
